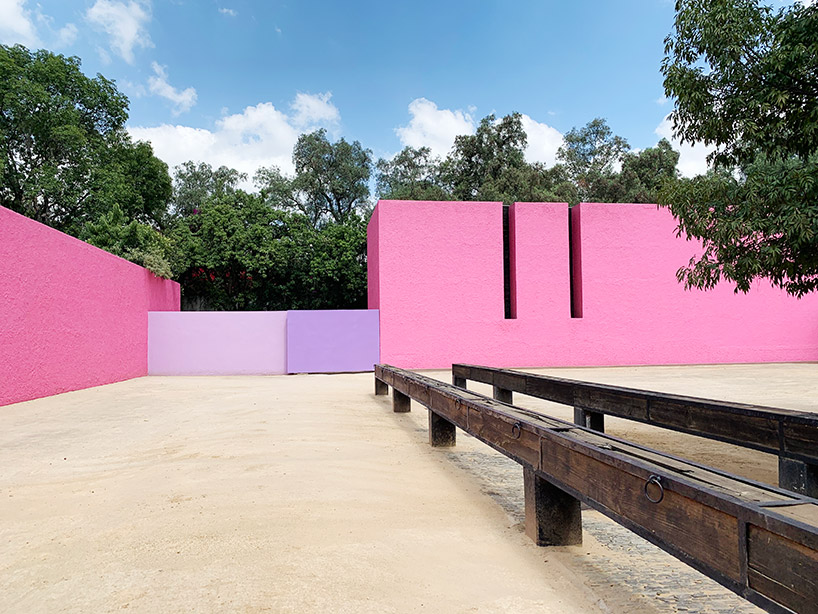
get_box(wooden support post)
[453,375,467,389]
[375,378,388,395]
[429,410,456,447]
[524,466,582,546]
[574,406,604,432]
[392,389,411,413]
[779,457,818,498]
[493,386,513,404]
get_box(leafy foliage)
[375,146,448,200]
[0,44,173,276]
[659,0,818,295]
[255,129,372,227]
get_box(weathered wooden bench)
[375,364,818,614]
[452,363,818,498]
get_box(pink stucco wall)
[0,206,180,406]
[369,200,818,369]
[148,311,287,375]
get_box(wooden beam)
[454,363,818,497]
[375,364,818,614]
[429,411,456,447]
[393,388,411,413]
[524,466,582,546]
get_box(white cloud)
[520,114,563,166]
[290,92,340,129]
[0,0,40,47]
[395,98,475,158]
[129,94,341,184]
[656,95,669,106]
[55,23,78,47]
[86,0,153,64]
[655,115,716,177]
[148,62,197,114]
[218,7,237,16]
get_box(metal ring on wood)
[511,422,522,440]
[644,475,664,504]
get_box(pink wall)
[369,200,818,369]
[148,312,287,375]
[0,206,179,406]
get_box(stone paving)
[441,443,763,614]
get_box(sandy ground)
[1,363,817,613]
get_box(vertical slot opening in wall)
[569,206,583,318]
[503,205,516,319]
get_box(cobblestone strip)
[441,446,763,614]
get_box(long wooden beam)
[375,364,818,614]
[452,363,818,497]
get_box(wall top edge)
[0,205,178,284]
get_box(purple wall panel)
[286,310,379,373]
[148,311,287,375]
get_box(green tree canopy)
[556,118,630,202]
[0,44,170,233]
[375,146,448,201]
[171,161,246,218]
[255,129,372,227]
[659,0,818,296]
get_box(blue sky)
[1,0,717,181]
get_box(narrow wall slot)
[503,205,516,319]
[569,206,583,318]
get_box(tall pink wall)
[370,200,818,369]
[0,206,180,406]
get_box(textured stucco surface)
[286,309,379,373]
[369,200,818,368]
[148,311,287,375]
[0,206,179,406]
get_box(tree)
[556,118,630,202]
[659,0,818,295]
[255,129,372,227]
[375,146,449,200]
[0,45,171,233]
[81,203,173,278]
[618,138,680,203]
[171,161,246,218]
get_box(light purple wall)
[286,310,379,373]
[369,200,818,369]
[0,206,180,406]
[148,311,287,375]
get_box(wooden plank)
[453,365,818,463]
[748,525,818,614]
[524,466,582,546]
[429,411,456,447]
[769,503,818,528]
[467,405,540,468]
[783,421,818,463]
[541,435,741,581]
[568,429,795,504]
[428,387,469,426]
[574,388,648,420]
[650,399,780,450]
[524,376,574,405]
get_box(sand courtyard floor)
[2,364,818,613]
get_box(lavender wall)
[147,310,379,375]
[148,311,287,375]
[0,206,180,406]
[369,200,818,369]
[286,310,379,373]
